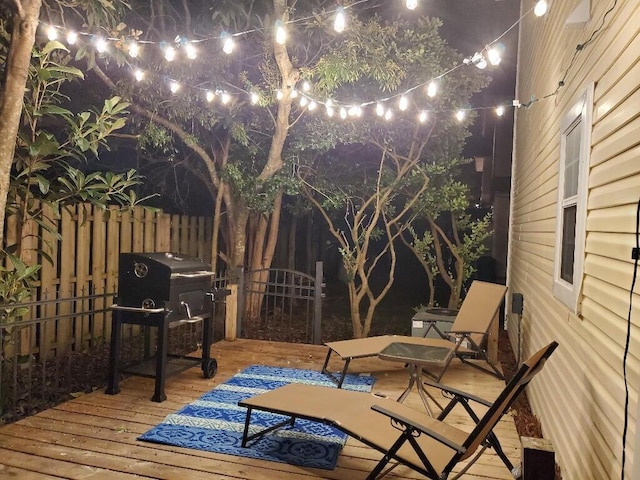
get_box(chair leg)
[320,349,351,388]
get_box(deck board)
[0,339,522,479]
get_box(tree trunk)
[0,0,42,248]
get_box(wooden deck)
[0,339,520,479]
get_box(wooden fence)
[1,202,214,357]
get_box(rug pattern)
[138,365,375,470]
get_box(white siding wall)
[509,1,640,478]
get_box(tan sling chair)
[321,280,508,387]
[239,341,558,480]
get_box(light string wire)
[521,0,619,107]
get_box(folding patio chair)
[239,341,558,480]
[321,280,508,387]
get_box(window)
[553,86,593,311]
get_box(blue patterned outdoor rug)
[138,365,375,470]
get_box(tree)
[294,16,488,337]
[0,0,42,248]
[401,160,492,309]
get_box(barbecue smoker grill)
[106,252,219,402]
[118,252,213,322]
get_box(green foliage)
[0,254,39,325]
[3,37,151,289]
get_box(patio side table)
[378,342,452,415]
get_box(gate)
[238,262,324,345]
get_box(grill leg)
[152,312,168,402]
[105,309,122,395]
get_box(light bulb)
[164,46,176,61]
[419,111,428,123]
[300,96,308,107]
[376,103,385,116]
[290,89,299,99]
[169,81,180,93]
[250,92,259,104]
[326,106,335,117]
[487,47,501,66]
[534,0,548,16]
[66,31,78,45]
[206,91,215,102]
[399,96,408,111]
[95,37,108,53]
[427,81,438,98]
[340,107,347,119]
[222,32,234,54]
[302,81,311,92]
[496,106,505,116]
[384,110,393,121]
[275,20,287,45]
[128,41,139,58]
[406,0,418,10]
[334,7,346,33]
[476,57,488,69]
[456,110,466,122]
[134,69,144,82]
[47,26,58,41]
[221,92,231,104]
[276,90,284,100]
[325,99,334,108]
[308,101,317,111]
[185,43,197,59]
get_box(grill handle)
[181,301,192,319]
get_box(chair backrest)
[451,281,508,346]
[454,341,559,465]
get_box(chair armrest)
[423,380,492,407]
[371,404,467,454]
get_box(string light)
[534,0,549,17]
[334,7,346,33]
[399,95,409,111]
[128,41,139,58]
[35,0,559,123]
[406,0,419,11]
[185,43,197,60]
[66,31,78,45]
[46,25,58,41]
[487,47,502,66]
[221,32,234,54]
[427,81,438,98]
[275,20,287,45]
[95,36,108,53]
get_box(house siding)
[509,1,640,479]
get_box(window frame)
[552,85,593,312]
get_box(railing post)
[236,267,245,338]
[313,261,324,345]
